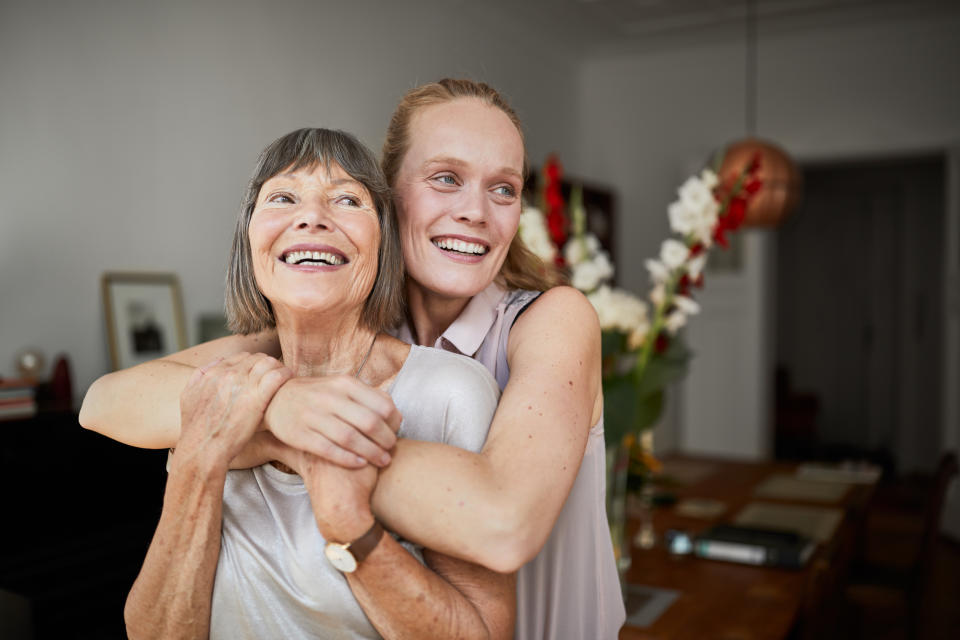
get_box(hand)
[263,375,402,469]
[178,352,292,469]
[300,453,379,543]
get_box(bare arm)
[124,353,290,639]
[372,287,601,572]
[298,455,515,640]
[79,331,401,467]
[80,332,280,448]
[84,287,600,573]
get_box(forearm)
[372,440,542,573]
[125,452,226,640]
[347,538,514,640]
[80,360,192,448]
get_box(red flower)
[543,155,567,250]
[654,332,670,354]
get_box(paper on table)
[753,474,850,503]
[733,502,844,543]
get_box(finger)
[330,401,397,455]
[257,367,293,402]
[296,430,369,469]
[197,356,225,376]
[248,354,283,382]
[323,415,393,467]
[385,406,403,435]
[337,377,401,425]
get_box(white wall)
[0,0,579,399]
[575,9,960,460]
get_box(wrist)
[322,508,376,544]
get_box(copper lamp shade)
[720,138,802,227]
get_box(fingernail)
[356,456,366,466]
[380,454,391,466]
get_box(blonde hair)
[382,78,559,291]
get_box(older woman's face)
[248,162,380,321]
[393,98,524,300]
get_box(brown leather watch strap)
[348,520,385,564]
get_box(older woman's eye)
[267,192,295,204]
[336,195,361,207]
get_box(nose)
[294,198,333,231]
[452,186,490,226]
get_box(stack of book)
[0,378,38,420]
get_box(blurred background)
[1,0,958,638]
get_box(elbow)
[473,504,546,574]
[77,377,102,431]
[78,373,111,433]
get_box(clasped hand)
[178,353,396,541]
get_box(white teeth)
[433,238,487,255]
[283,250,345,265]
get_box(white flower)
[678,175,715,214]
[660,239,689,270]
[587,285,649,338]
[645,259,670,284]
[700,169,719,190]
[668,199,700,236]
[664,310,687,335]
[673,295,700,315]
[563,233,601,266]
[571,254,613,292]
[687,253,707,280]
[518,206,557,263]
[627,325,650,351]
[650,283,666,307]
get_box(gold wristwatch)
[324,520,385,573]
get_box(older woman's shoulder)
[402,345,498,393]
[392,345,499,450]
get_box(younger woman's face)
[393,98,525,301]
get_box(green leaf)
[601,331,627,361]
[602,377,665,447]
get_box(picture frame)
[101,272,188,370]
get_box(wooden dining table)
[618,454,876,640]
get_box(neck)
[274,306,377,378]
[404,280,471,347]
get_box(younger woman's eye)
[493,185,517,198]
[432,173,459,187]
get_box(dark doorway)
[774,155,945,474]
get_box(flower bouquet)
[521,152,762,566]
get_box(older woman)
[122,128,514,639]
[83,79,625,639]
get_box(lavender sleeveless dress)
[395,283,626,640]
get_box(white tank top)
[209,346,500,639]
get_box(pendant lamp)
[719,0,802,227]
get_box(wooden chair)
[842,452,958,639]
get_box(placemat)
[733,502,844,542]
[753,473,850,503]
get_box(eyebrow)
[273,173,365,190]
[423,156,523,181]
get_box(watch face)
[324,543,358,573]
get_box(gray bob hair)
[226,128,405,334]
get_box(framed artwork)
[102,272,187,370]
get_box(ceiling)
[486,0,950,55]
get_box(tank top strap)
[482,289,541,391]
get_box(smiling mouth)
[282,249,347,266]
[432,237,489,256]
